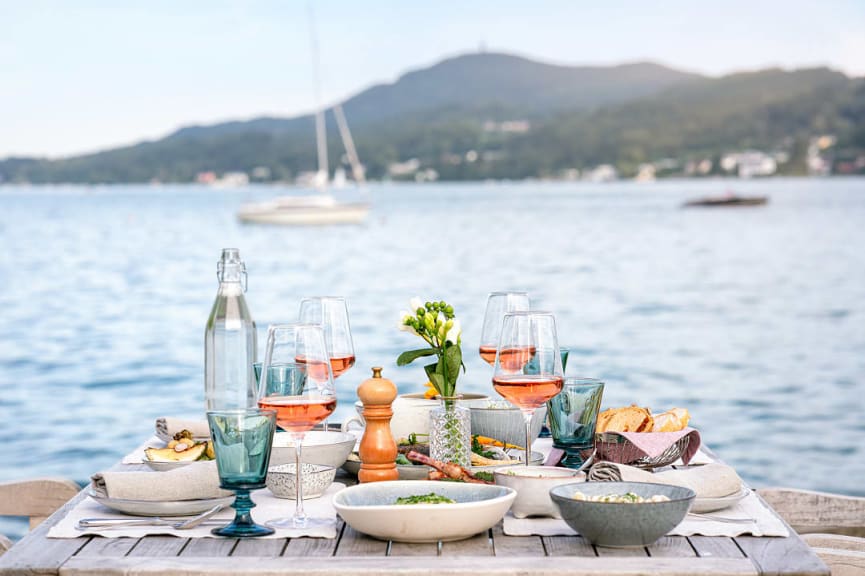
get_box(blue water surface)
[1,179,863,538]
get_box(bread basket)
[594,432,691,470]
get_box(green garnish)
[471,435,496,459]
[395,453,412,466]
[473,471,494,482]
[395,493,456,505]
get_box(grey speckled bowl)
[550,481,695,547]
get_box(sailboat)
[237,104,370,226]
[237,8,370,226]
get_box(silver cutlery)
[688,512,755,524]
[77,504,225,530]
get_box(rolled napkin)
[587,461,742,499]
[91,461,231,501]
[155,417,210,442]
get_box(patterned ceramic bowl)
[550,481,695,547]
[266,463,336,500]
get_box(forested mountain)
[2,53,862,183]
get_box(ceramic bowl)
[550,481,695,547]
[493,465,584,518]
[266,463,336,500]
[270,430,355,469]
[333,480,516,543]
[470,402,546,448]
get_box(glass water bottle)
[205,248,257,410]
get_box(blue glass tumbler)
[207,409,277,537]
[547,377,604,469]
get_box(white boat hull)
[238,201,369,225]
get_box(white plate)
[87,487,235,516]
[691,486,749,513]
[333,480,516,542]
[141,459,204,472]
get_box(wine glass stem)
[292,432,307,526]
[523,409,533,467]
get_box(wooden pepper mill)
[357,367,399,483]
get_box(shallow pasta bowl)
[550,481,695,547]
[333,480,516,543]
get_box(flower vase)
[429,395,471,467]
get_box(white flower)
[398,311,418,335]
[409,297,424,313]
[445,318,462,345]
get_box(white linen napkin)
[92,461,231,501]
[48,483,343,540]
[502,490,789,538]
[588,461,743,498]
[156,417,210,442]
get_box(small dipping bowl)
[493,465,584,518]
[265,463,336,500]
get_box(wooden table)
[0,465,828,576]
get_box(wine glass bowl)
[491,311,564,466]
[479,292,530,366]
[257,323,337,529]
[299,297,356,378]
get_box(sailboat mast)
[308,3,328,188]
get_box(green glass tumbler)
[548,377,604,469]
[207,409,277,537]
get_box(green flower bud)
[445,305,454,316]
[445,319,454,332]
[417,307,425,316]
[424,314,435,331]
[425,301,432,310]
[435,317,443,329]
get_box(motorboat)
[237,193,369,225]
[683,193,768,208]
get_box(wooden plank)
[440,530,492,556]
[757,488,865,537]
[333,525,387,556]
[0,479,80,530]
[388,541,439,556]
[179,537,237,557]
[0,490,91,575]
[647,536,697,557]
[283,519,343,557]
[735,535,828,576]
[125,536,187,557]
[73,537,137,558]
[490,524,545,557]
[59,555,760,575]
[689,536,747,559]
[231,538,286,557]
[542,535,596,557]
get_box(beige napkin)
[155,417,210,442]
[91,462,231,501]
[587,461,742,498]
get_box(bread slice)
[597,405,653,433]
[652,408,690,432]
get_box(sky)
[2,0,864,158]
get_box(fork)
[688,512,755,524]
[77,504,225,530]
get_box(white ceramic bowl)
[333,480,516,543]
[270,431,355,469]
[266,463,336,500]
[470,403,547,448]
[493,465,584,518]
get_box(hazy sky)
[2,0,863,158]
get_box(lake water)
[1,179,864,537]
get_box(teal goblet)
[207,409,277,537]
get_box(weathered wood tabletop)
[0,455,829,576]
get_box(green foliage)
[1,55,862,183]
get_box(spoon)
[77,504,225,530]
